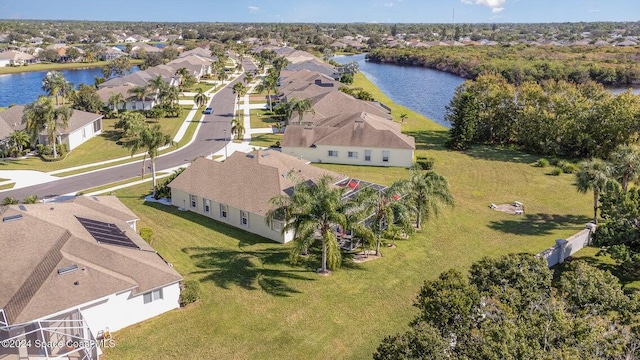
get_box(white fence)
[537,223,597,268]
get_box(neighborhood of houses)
[0,41,417,359]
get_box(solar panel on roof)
[3,214,23,222]
[18,205,27,211]
[76,216,140,249]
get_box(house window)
[203,199,210,213]
[190,195,197,208]
[240,211,249,227]
[271,220,283,232]
[382,150,390,162]
[365,150,372,162]
[143,289,163,304]
[220,204,228,219]
[348,151,358,159]
[328,150,338,157]
[93,120,101,133]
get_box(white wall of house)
[0,59,10,67]
[282,145,414,168]
[64,119,103,151]
[125,100,156,111]
[171,188,292,243]
[79,282,181,335]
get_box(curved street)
[1,59,257,200]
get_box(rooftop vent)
[3,214,23,223]
[92,196,100,202]
[57,264,78,275]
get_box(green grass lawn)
[0,60,144,75]
[76,172,167,195]
[0,106,192,173]
[249,133,283,147]
[0,182,15,190]
[250,109,279,129]
[102,73,595,360]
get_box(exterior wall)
[282,144,414,168]
[538,224,596,267]
[79,282,181,335]
[64,119,103,151]
[170,188,292,243]
[0,59,10,67]
[125,100,156,111]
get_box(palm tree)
[159,86,180,108]
[404,166,454,230]
[194,88,208,108]
[42,71,66,106]
[609,144,640,192]
[128,85,151,110]
[124,124,172,198]
[48,105,73,158]
[288,98,315,125]
[7,130,30,157]
[267,175,349,274]
[356,182,413,256]
[575,158,612,224]
[232,83,248,111]
[255,75,278,111]
[399,113,408,124]
[23,96,53,146]
[231,118,245,140]
[108,92,126,117]
[175,67,189,88]
[243,71,255,85]
[218,67,229,85]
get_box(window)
[220,204,228,219]
[203,199,210,213]
[364,150,372,162]
[382,150,390,162]
[348,151,358,159]
[93,120,101,133]
[143,289,163,304]
[328,150,338,157]
[190,195,197,208]
[240,211,249,227]
[271,220,283,232]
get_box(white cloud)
[248,6,259,13]
[461,0,507,11]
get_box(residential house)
[0,50,35,67]
[282,59,340,81]
[0,105,104,151]
[0,196,182,360]
[282,111,415,168]
[130,43,161,58]
[29,37,43,45]
[103,46,126,61]
[278,70,341,103]
[169,150,348,243]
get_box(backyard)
[101,74,597,359]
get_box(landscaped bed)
[102,73,594,360]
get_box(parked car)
[203,107,213,114]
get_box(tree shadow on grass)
[184,246,314,297]
[462,144,541,165]
[405,129,448,152]
[488,213,591,236]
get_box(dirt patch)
[490,202,525,215]
[353,250,381,263]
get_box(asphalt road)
[2,59,257,200]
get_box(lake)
[0,66,140,107]
[334,54,465,128]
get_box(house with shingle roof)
[282,111,415,168]
[169,150,348,243]
[0,105,103,151]
[0,50,36,67]
[0,196,182,360]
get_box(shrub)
[22,195,38,204]
[37,144,52,156]
[536,158,549,167]
[272,141,281,148]
[155,167,186,199]
[140,227,153,244]
[560,162,579,174]
[550,167,562,176]
[416,157,435,170]
[549,158,561,166]
[55,143,67,156]
[179,280,201,307]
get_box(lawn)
[0,106,192,173]
[102,73,595,359]
[250,109,279,129]
[0,59,144,75]
[249,133,283,147]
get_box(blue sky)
[1,0,638,23]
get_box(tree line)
[367,45,640,86]
[445,74,640,158]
